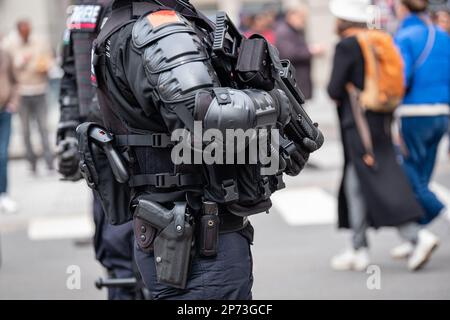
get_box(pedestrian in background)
[394,0,450,235]
[244,5,277,45]
[327,0,438,272]
[7,19,54,174]
[432,6,450,34]
[431,4,450,159]
[275,1,326,101]
[0,36,19,213]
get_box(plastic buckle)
[152,134,173,148]
[155,174,181,188]
[222,179,239,203]
[152,134,163,148]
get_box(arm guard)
[131,12,289,134]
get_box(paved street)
[1,96,450,300]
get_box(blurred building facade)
[0,0,335,87]
[0,0,70,48]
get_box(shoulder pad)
[132,11,195,49]
[69,4,103,32]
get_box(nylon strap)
[115,133,173,148]
[129,172,203,188]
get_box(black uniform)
[57,0,137,300]
[89,0,315,300]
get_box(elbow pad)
[195,88,290,134]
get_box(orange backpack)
[347,29,405,113]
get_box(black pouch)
[198,202,220,257]
[77,123,132,225]
[236,36,274,91]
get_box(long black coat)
[327,36,423,229]
[275,21,313,100]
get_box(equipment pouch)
[198,202,220,257]
[236,37,274,91]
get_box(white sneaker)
[390,242,414,260]
[331,248,370,272]
[408,230,439,271]
[0,194,18,214]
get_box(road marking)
[272,187,337,226]
[27,215,94,241]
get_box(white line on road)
[272,187,337,226]
[27,215,94,241]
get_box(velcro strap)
[115,134,173,148]
[129,173,203,188]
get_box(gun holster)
[76,123,132,225]
[134,199,194,289]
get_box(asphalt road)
[0,158,449,300]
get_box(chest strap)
[115,133,174,148]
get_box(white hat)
[329,0,372,23]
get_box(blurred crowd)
[0,0,449,276]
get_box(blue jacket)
[395,14,450,105]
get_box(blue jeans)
[0,111,12,194]
[401,115,449,225]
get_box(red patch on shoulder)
[147,10,180,27]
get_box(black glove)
[57,136,82,181]
[284,137,317,176]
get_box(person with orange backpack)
[327,0,439,272]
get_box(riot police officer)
[57,0,138,300]
[86,0,321,300]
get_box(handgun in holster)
[134,199,194,289]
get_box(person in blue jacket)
[391,0,450,260]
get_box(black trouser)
[93,197,137,300]
[135,231,254,300]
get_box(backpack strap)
[414,15,436,71]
